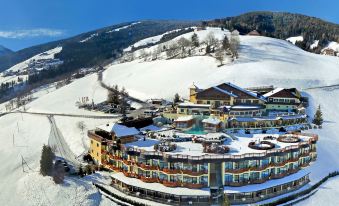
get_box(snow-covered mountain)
[1,27,339,205]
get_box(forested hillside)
[204,11,339,52]
[0,20,196,73]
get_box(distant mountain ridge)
[1,11,339,75]
[0,45,13,56]
[0,20,197,73]
[204,11,339,53]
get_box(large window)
[224,174,233,183]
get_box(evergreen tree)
[78,165,85,177]
[191,33,199,47]
[205,45,212,54]
[313,105,323,126]
[173,93,180,104]
[222,35,230,51]
[40,145,55,176]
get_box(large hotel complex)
[89,82,318,205]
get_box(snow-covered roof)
[202,117,221,125]
[97,123,139,138]
[139,125,161,132]
[213,86,238,97]
[178,102,210,108]
[263,88,285,98]
[174,115,194,122]
[223,82,266,101]
[229,114,306,122]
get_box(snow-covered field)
[1,27,339,205]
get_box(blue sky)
[1,0,338,51]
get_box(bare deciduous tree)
[230,30,240,58]
[215,49,225,66]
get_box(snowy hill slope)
[0,28,339,205]
[103,28,339,101]
[7,47,62,73]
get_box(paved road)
[303,84,339,91]
[48,115,81,167]
[1,110,120,119]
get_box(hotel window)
[200,176,208,184]
[224,174,233,183]
[91,140,93,144]
[97,143,99,147]
[207,101,210,104]
[224,162,233,170]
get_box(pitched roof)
[174,115,194,122]
[212,86,238,97]
[217,82,266,101]
[97,123,139,138]
[263,88,298,99]
[202,117,221,125]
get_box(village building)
[89,123,319,205]
[263,88,301,112]
[88,123,139,163]
[321,48,336,56]
[202,116,222,132]
[173,115,195,129]
[247,30,261,36]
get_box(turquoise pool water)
[185,125,207,135]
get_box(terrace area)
[123,130,317,158]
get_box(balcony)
[162,180,181,187]
[183,182,204,189]
[162,168,181,174]
[182,170,208,176]
[139,163,158,170]
[271,173,286,179]
[123,159,132,165]
[225,167,250,173]
[122,171,137,178]
[140,176,158,183]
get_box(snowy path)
[48,115,81,167]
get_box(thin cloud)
[0,28,65,39]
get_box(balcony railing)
[140,176,158,183]
[162,180,180,187]
[182,170,208,176]
[122,171,138,178]
[162,168,181,174]
[182,182,204,189]
[138,163,158,170]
